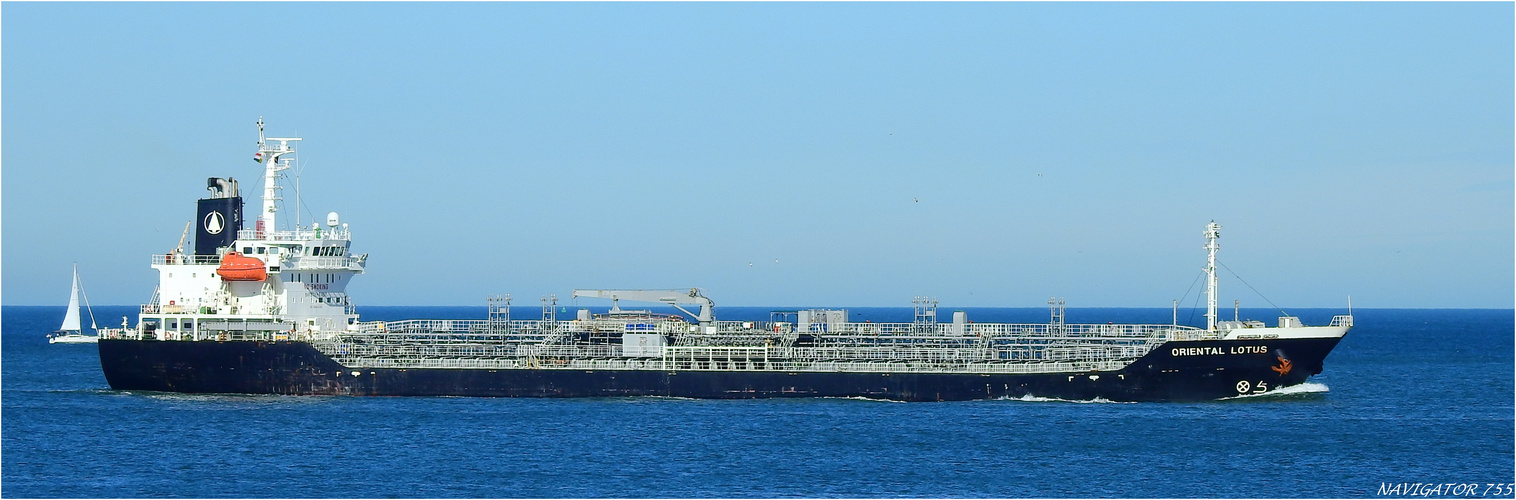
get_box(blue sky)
[3,2,1512,308]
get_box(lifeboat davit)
[218,252,267,281]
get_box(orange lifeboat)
[217,252,267,281]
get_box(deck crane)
[166,220,193,263]
[570,288,715,326]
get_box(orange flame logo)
[1271,356,1293,376]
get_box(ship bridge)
[126,119,365,342]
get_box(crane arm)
[571,288,714,324]
[166,220,194,263]
[176,220,193,253]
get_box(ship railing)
[518,345,622,358]
[349,320,386,333]
[98,327,319,342]
[150,254,222,266]
[1330,315,1354,327]
[324,354,1132,374]
[292,256,364,270]
[343,318,1197,342]
[774,346,992,362]
[352,318,594,337]
[319,334,1160,364]
[154,303,200,314]
[797,322,922,335]
[340,333,549,346]
[208,330,307,342]
[1164,328,1224,341]
[974,323,1177,337]
[817,335,1159,347]
[885,340,1153,359]
[363,319,501,335]
[317,342,623,360]
[322,340,1145,366]
[237,228,351,242]
[322,342,530,359]
[804,322,1191,340]
[664,346,769,362]
[97,328,136,340]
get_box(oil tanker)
[96,120,1353,402]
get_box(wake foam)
[997,394,1135,404]
[819,396,907,403]
[619,395,700,401]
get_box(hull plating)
[99,336,1342,402]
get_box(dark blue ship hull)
[98,337,1342,402]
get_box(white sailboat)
[49,264,100,344]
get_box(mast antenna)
[1203,221,1221,331]
[295,161,301,229]
[254,117,301,232]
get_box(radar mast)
[253,117,301,233]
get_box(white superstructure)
[113,119,366,341]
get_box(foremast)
[1204,221,1220,332]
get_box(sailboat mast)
[78,268,99,330]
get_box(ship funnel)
[205,177,240,199]
[196,178,244,255]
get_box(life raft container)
[217,252,267,281]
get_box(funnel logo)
[204,211,225,235]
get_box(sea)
[2,306,1512,498]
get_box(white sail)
[60,265,81,332]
